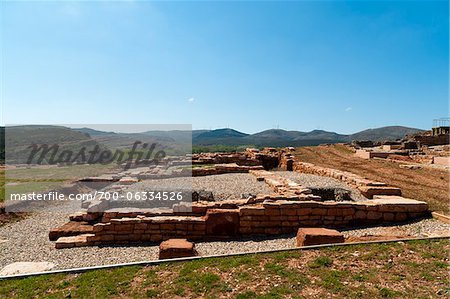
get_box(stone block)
[358,186,402,199]
[296,228,345,247]
[159,239,197,259]
[205,209,240,236]
[55,234,94,249]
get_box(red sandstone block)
[265,228,281,234]
[342,208,355,216]
[55,234,93,249]
[159,239,197,259]
[358,186,401,199]
[355,211,366,219]
[240,227,253,234]
[240,221,252,227]
[343,215,353,221]
[161,224,176,230]
[101,235,114,241]
[205,209,240,236]
[281,209,297,216]
[239,207,266,216]
[116,224,133,231]
[130,234,142,241]
[151,235,163,242]
[327,209,340,216]
[141,234,151,241]
[297,208,312,216]
[265,209,281,216]
[383,213,395,221]
[311,209,327,216]
[300,220,320,226]
[367,211,383,220]
[116,230,133,235]
[115,235,131,241]
[176,223,188,230]
[395,213,407,222]
[296,228,345,247]
[135,223,148,230]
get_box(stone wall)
[293,162,401,199]
[64,195,428,246]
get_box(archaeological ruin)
[50,147,430,249]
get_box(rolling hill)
[348,126,425,142]
[0,125,425,162]
[189,126,423,146]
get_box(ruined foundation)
[50,148,429,248]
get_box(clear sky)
[1,0,448,134]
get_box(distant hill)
[3,125,103,164]
[1,125,425,162]
[196,128,248,139]
[191,126,423,146]
[190,128,347,147]
[349,126,425,142]
[74,127,116,136]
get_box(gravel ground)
[275,171,367,201]
[0,204,160,271]
[124,173,272,200]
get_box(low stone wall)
[238,197,427,235]
[293,162,401,199]
[192,164,264,176]
[64,195,428,246]
[355,149,390,159]
[192,149,280,170]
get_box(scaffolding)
[433,118,450,128]
[432,118,450,136]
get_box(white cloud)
[345,107,352,112]
[188,97,195,103]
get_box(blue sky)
[1,1,448,134]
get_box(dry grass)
[294,144,450,213]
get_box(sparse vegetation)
[1,239,448,298]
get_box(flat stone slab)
[159,239,196,259]
[55,234,94,249]
[358,186,402,199]
[296,228,345,247]
[0,262,55,276]
[118,176,139,184]
[49,221,94,241]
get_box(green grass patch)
[0,239,448,298]
[308,256,333,268]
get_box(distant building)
[432,118,450,136]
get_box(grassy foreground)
[1,239,448,298]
